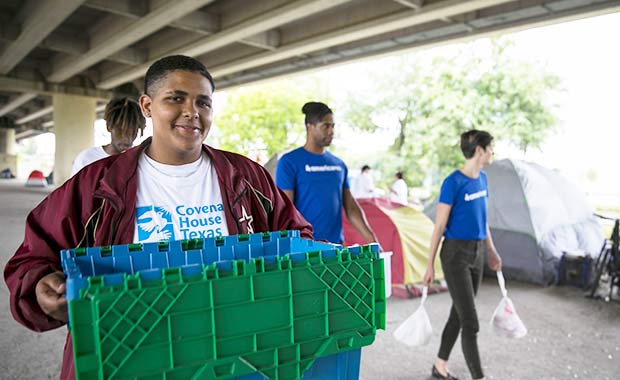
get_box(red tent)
[343,197,445,298]
[25,170,48,187]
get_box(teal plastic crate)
[68,243,386,380]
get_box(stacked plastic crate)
[61,230,386,380]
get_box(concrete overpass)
[0,0,619,184]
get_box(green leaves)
[212,38,559,194]
[340,38,560,188]
[213,78,326,160]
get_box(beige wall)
[53,94,96,185]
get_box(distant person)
[0,168,15,178]
[5,55,312,380]
[276,101,377,245]
[357,164,376,197]
[46,170,53,184]
[423,129,502,380]
[71,97,145,175]
[389,171,408,205]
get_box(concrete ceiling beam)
[0,0,85,74]
[242,30,282,51]
[170,11,220,34]
[84,0,282,53]
[47,0,217,83]
[85,0,220,34]
[12,103,109,128]
[393,0,424,10]
[16,105,53,125]
[0,75,112,100]
[97,0,353,89]
[15,128,50,141]
[0,93,38,117]
[210,0,513,77]
[108,48,148,66]
[83,0,149,18]
[169,11,280,51]
[40,33,89,56]
[0,28,145,66]
[41,32,146,66]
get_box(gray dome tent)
[425,159,604,285]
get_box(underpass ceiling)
[0,0,618,140]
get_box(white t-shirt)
[358,172,375,196]
[133,152,229,243]
[71,146,109,175]
[390,178,408,205]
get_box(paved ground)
[1,179,619,380]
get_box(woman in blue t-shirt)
[423,130,502,380]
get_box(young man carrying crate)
[4,55,312,380]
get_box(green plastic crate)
[69,246,386,380]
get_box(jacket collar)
[94,137,244,225]
[93,138,149,208]
[94,138,231,202]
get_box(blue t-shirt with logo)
[439,170,488,240]
[276,147,349,244]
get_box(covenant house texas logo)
[136,203,225,241]
[464,189,487,202]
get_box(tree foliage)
[340,39,561,188]
[213,79,326,160]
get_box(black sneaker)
[431,365,459,380]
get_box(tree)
[213,78,327,161]
[339,38,561,188]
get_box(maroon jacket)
[4,138,312,379]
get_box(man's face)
[140,70,213,164]
[308,113,335,148]
[108,127,138,155]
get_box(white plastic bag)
[394,286,433,346]
[490,271,527,338]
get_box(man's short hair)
[395,171,404,179]
[460,129,494,159]
[302,101,332,125]
[144,55,215,96]
[361,165,370,172]
[104,97,145,137]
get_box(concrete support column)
[53,94,96,185]
[0,128,16,154]
[0,128,17,175]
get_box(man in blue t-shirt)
[276,102,377,245]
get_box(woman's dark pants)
[437,238,485,379]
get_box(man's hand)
[35,271,68,323]
[487,250,502,272]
